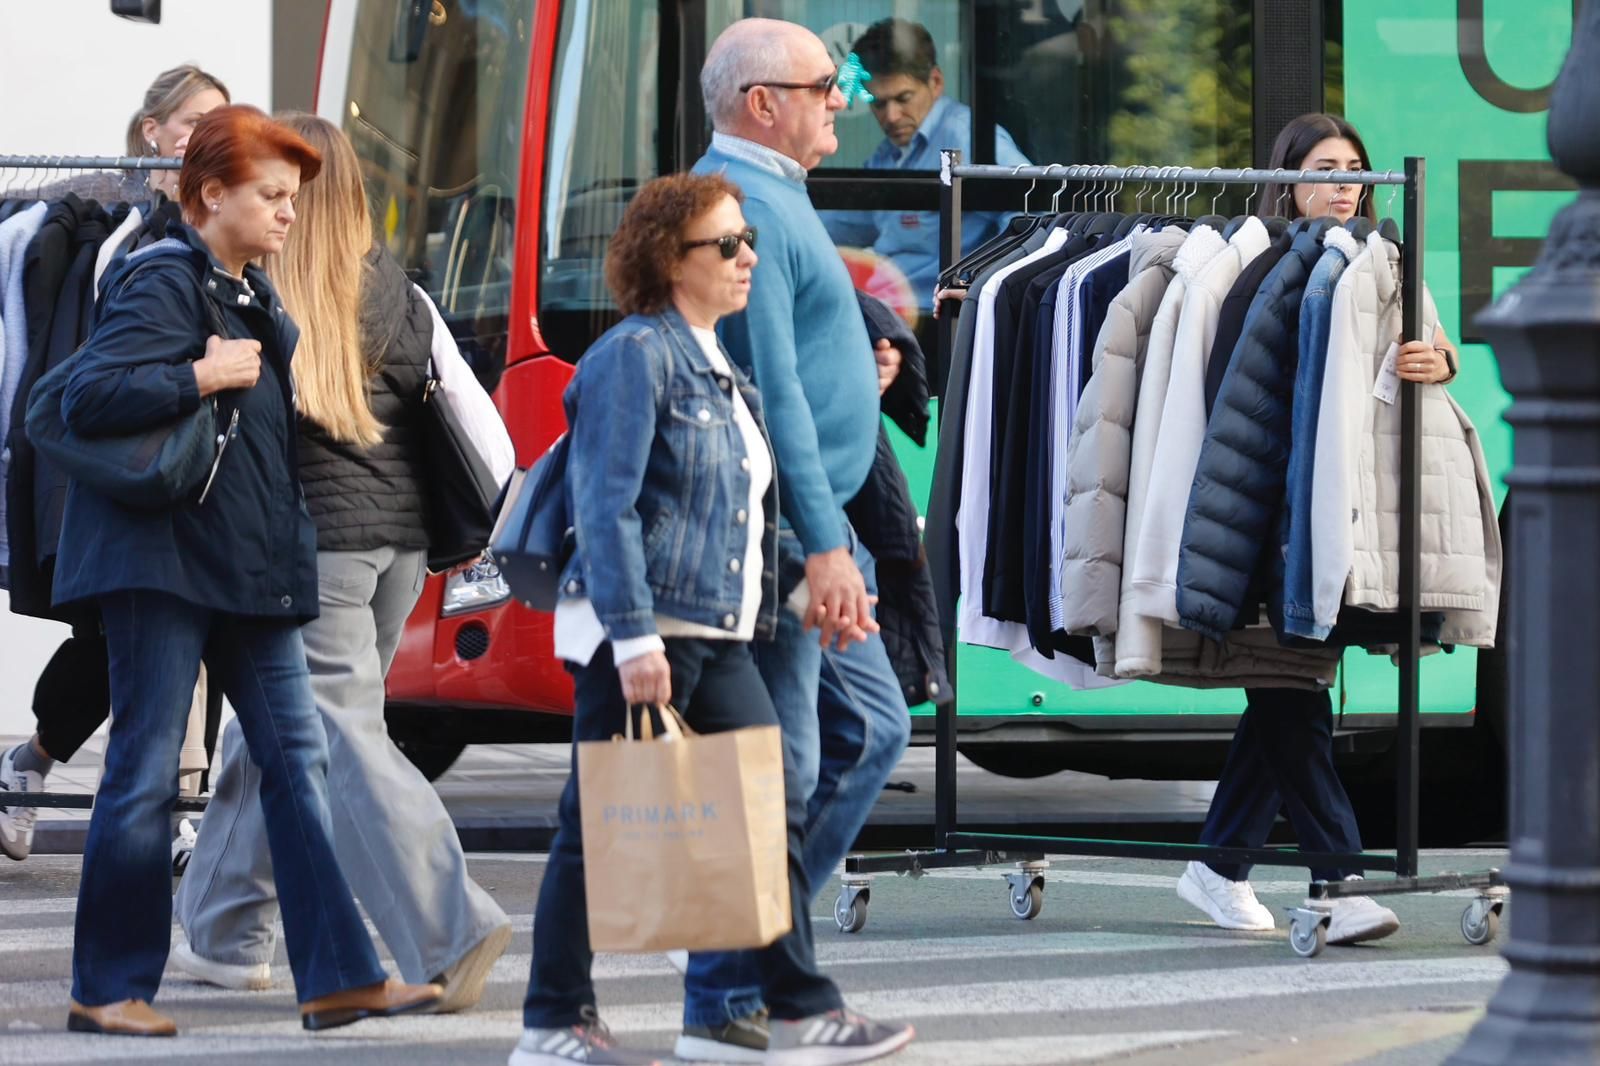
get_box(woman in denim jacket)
[512,173,911,1066]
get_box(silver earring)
[210,203,220,213]
[148,140,159,154]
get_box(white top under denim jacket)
[555,326,772,666]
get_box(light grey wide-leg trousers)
[175,546,507,981]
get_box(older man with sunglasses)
[684,17,915,1066]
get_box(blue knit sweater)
[692,143,877,556]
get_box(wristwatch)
[1436,344,1458,384]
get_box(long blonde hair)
[265,112,384,447]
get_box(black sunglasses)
[738,69,839,96]
[681,227,758,259]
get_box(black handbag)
[490,432,572,611]
[25,255,229,509]
[420,358,505,570]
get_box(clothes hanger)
[1221,178,1260,239]
[1377,182,1403,245]
[938,164,1043,287]
[1193,168,1229,233]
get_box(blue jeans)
[72,590,386,1007]
[1200,688,1363,883]
[684,527,911,1028]
[523,639,843,1029]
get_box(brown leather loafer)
[67,998,177,1037]
[300,976,443,1031]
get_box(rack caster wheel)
[1004,862,1049,921]
[1287,907,1330,958]
[835,880,869,934]
[1009,882,1044,920]
[1461,897,1503,946]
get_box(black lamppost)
[1447,4,1600,1063]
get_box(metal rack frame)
[838,152,1506,957]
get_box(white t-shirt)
[554,325,772,665]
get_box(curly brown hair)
[605,173,745,316]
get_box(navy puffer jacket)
[1175,219,1337,640]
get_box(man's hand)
[617,650,672,707]
[874,339,903,396]
[804,547,878,650]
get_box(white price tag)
[1374,343,1400,405]
[1374,324,1437,405]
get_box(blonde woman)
[172,113,512,1012]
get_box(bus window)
[341,0,534,379]
[538,0,661,362]
[765,1,1253,330]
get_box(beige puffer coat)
[1310,232,1501,646]
[1055,226,1189,636]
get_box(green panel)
[893,0,1576,724]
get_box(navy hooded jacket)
[51,224,319,621]
[1174,219,1337,640]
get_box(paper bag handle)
[619,703,693,742]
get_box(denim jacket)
[556,307,781,641]
[1281,232,1357,638]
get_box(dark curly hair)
[605,173,745,316]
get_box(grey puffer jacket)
[1055,226,1188,636]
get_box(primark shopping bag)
[578,705,792,953]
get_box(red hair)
[178,104,323,223]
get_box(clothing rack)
[838,152,1505,957]
[3,152,206,827]
[0,154,183,171]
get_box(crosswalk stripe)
[0,931,1270,1009]
[0,956,1506,1065]
[892,1032,1234,1065]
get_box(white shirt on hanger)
[954,226,1118,689]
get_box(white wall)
[0,1,275,736]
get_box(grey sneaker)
[766,1009,914,1066]
[673,1008,768,1063]
[509,1007,661,1066]
[0,744,42,861]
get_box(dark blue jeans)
[1200,687,1363,883]
[684,528,911,1028]
[523,638,844,1030]
[72,590,386,1007]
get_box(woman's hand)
[1397,328,1458,385]
[932,286,968,320]
[193,335,262,396]
[617,650,672,706]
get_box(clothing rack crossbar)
[0,154,182,170]
[943,162,1409,186]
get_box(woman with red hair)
[49,105,442,1037]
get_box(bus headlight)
[441,555,511,616]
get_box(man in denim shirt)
[823,18,1030,304]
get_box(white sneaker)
[1326,876,1401,945]
[1176,861,1276,931]
[0,744,42,861]
[664,949,689,975]
[169,939,273,991]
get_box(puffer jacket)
[1127,218,1272,625]
[1309,232,1500,646]
[1114,225,1231,676]
[1056,226,1188,636]
[1174,219,1339,642]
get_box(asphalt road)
[0,848,1511,1065]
